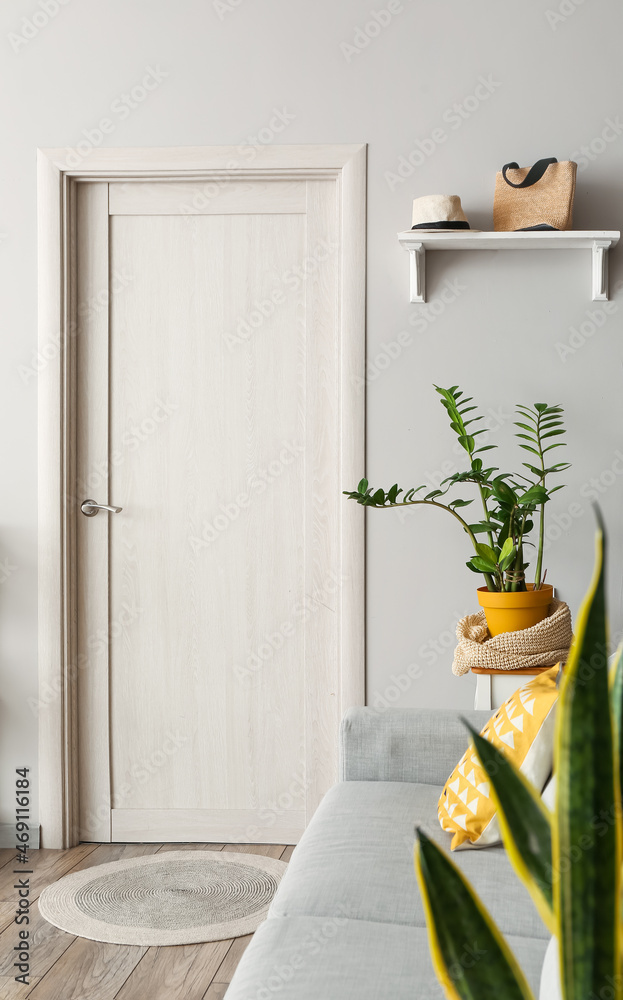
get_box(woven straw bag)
[493,157,577,232]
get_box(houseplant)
[414,513,621,999]
[344,385,570,635]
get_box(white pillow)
[540,936,562,1000]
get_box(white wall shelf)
[397,230,620,304]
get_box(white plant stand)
[397,230,620,304]
[473,667,552,712]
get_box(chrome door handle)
[81,499,123,517]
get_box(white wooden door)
[75,174,360,844]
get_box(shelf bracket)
[592,240,610,301]
[408,244,425,303]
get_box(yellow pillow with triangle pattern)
[438,664,560,851]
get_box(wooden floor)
[0,842,294,1000]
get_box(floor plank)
[0,846,98,903]
[280,845,296,863]
[114,941,231,1000]
[156,844,225,854]
[0,900,73,979]
[0,847,161,983]
[0,841,293,1000]
[212,934,253,984]
[0,853,17,872]
[221,844,286,860]
[0,975,41,999]
[26,938,146,1000]
[202,985,228,1000]
[0,904,16,935]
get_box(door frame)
[37,144,366,848]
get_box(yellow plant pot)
[477,584,554,637]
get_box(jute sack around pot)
[493,157,577,231]
[452,598,572,677]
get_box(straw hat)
[411,194,470,231]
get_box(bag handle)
[501,157,558,189]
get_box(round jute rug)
[38,850,288,946]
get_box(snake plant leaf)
[609,643,623,804]
[414,830,536,1000]
[555,518,622,1000]
[466,725,554,931]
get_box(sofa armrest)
[339,706,490,786]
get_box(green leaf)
[357,478,368,494]
[458,434,475,453]
[541,429,566,440]
[519,445,541,457]
[466,558,487,573]
[492,478,517,506]
[371,489,385,504]
[514,422,537,435]
[387,483,401,504]
[499,537,514,560]
[534,403,548,411]
[475,542,498,563]
[555,516,621,1000]
[498,537,516,571]
[522,464,544,478]
[518,486,548,505]
[515,407,537,423]
[449,499,474,508]
[424,489,444,501]
[467,725,554,931]
[469,556,498,573]
[415,830,536,1000]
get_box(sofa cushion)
[270,780,548,941]
[225,914,548,1000]
[439,666,559,850]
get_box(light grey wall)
[1,0,622,828]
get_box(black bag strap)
[502,157,558,189]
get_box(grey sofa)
[225,707,549,999]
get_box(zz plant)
[344,385,570,593]
[415,513,622,999]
